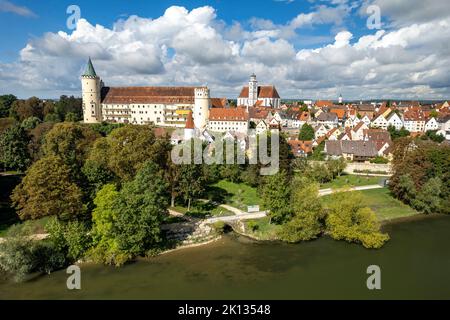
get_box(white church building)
[237,74,281,108]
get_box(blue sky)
[0,0,449,99]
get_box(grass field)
[320,174,388,189]
[206,180,261,211]
[170,199,235,218]
[321,187,419,221]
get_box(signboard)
[247,205,260,213]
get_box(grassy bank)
[321,187,419,221]
[320,174,388,189]
[206,180,261,211]
[170,200,234,218]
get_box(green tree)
[279,177,324,242]
[179,163,205,211]
[298,123,315,141]
[21,116,41,130]
[10,97,44,121]
[326,158,347,178]
[325,192,389,249]
[411,177,442,214]
[0,124,31,171]
[11,156,84,220]
[45,217,92,262]
[88,125,171,181]
[261,171,291,223]
[0,94,17,118]
[42,122,100,172]
[0,223,66,282]
[89,184,127,265]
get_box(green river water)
[1,215,450,299]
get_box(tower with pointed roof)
[81,58,102,123]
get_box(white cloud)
[0,0,36,17]
[1,4,450,100]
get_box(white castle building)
[81,58,249,134]
[237,74,281,108]
[81,58,210,129]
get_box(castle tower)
[81,58,102,123]
[193,87,210,130]
[248,73,258,106]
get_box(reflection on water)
[1,215,450,299]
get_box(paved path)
[205,211,267,224]
[318,184,383,197]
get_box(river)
[1,215,450,299]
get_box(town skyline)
[1,0,450,100]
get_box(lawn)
[242,217,282,241]
[320,174,388,189]
[321,187,419,221]
[206,180,261,211]
[170,199,234,219]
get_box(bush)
[211,221,226,234]
[370,156,389,164]
[246,220,259,232]
[45,217,92,263]
[0,223,66,282]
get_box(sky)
[0,0,449,100]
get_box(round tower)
[81,58,102,123]
[193,87,210,130]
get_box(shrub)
[247,220,259,232]
[211,221,226,234]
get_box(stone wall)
[344,162,392,175]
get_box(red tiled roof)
[288,140,313,156]
[185,111,194,129]
[315,100,334,108]
[238,85,280,99]
[209,107,249,121]
[330,108,346,119]
[211,98,228,108]
[101,86,199,104]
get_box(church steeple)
[82,57,97,78]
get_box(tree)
[114,161,169,256]
[326,158,347,178]
[325,192,389,249]
[87,125,171,181]
[0,223,65,282]
[0,124,31,171]
[411,177,442,214]
[28,122,55,161]
[261,171,291,223]
[298,123,315,141]
[178,163,205,211]
[10,97,44,121]
[11,156,84,220]
[89,184,127,266]
[279,177,324,242]
[424,130,445,143]
[89,162,169,265]
[388,125,410,140]
[0,94,17,118]
[45,217,92,262]
[21,116,41,130]
[42,122,100,173]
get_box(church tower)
[81,58,102,123]
[248,73,258,107]
[193,87,210,130]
